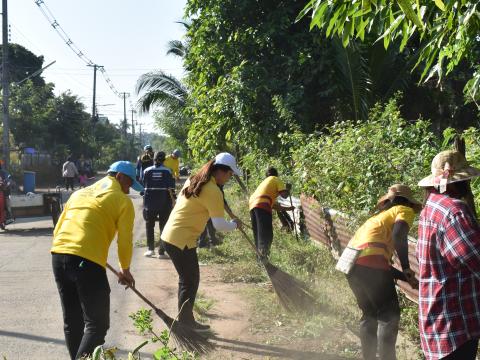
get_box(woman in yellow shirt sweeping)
[161,152,242,331]
[344,184,420,360]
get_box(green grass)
[193,292,215,323]
[198,186,419,358]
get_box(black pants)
[143,208,170,254]
[52,253,110,360]
[250,208,273,257]
[442,339,479,359]
[347,265,400,360]
[65,177,75,191]
[163,242,199,324]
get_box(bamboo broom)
[237,227,317,313]
[106,263,214,354]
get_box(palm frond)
[332,37,371,121]
[135,71,188,113]
[166,40,186,58]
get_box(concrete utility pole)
[119,92,129,139]
[87,64,103,122]
[130,109,136,146]
[2,0,9,169]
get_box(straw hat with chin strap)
[418,150,480,193]
[377,184,422,208]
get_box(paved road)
[0,192,173,359]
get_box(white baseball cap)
[214,152,242,176]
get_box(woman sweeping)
[342,184,420,360]
[161,152,243,331]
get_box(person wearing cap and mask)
[161,152,243,331]
[249,167,294,260]
[51,161,143,359]
[136,145,154,184]
[345,184,420,360]
[142,151,176,258]
[417,150,480,360]
[164,149,181,181]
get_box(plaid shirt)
[417,192,480,360]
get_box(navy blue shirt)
[143,164,175,210]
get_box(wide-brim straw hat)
[418,150,480,192]
[377,184,422,207]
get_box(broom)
[237,227,317,313]
[106,263,214,354]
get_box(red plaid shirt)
[417,192,480,360]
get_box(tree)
[136,29,192,153]
[0,43,47,86]
[299,1,480,101]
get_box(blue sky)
[9,0,187,132]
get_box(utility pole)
[87,64,103,122]
[119,92,129,139]
[131,109,136,148]
[138,122,143,148]
[2,0,9,169]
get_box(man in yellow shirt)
[163,149,181,181]
[51,161,143,360]
[249,167,293,259]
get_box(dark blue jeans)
[52,253,110,360]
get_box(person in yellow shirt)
[249,167,293,259]
[346,184,420,360]
[161,152,242,331]
[51,161,143,360]
[163,149,181,181]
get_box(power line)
[33,0,122,99]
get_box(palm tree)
[136,21,190,114]
[135,71,188,113]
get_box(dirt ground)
[129,192,366,360]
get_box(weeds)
[84,309,198,360]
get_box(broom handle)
[238,226,265,259]
[106,263,159,312]
[289,195,299,242]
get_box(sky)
[8,0,187,133]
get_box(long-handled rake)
[237,228,317,313]
[106,263,215,354]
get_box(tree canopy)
[299,0,480,102]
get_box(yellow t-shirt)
[161,177,224,249]
[164,155,180,178]
[51,176,135,269]
[249,176,287,212]
[349,205,415,269]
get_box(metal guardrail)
[300,195,419,303]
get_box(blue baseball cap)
[108,161,144,192]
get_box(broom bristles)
[159,310,215,354]
[265,262,317,313]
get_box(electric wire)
[33,0,122,98]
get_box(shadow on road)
[1,228,53,237]
[0,330,149,357]
[211,336,352,359]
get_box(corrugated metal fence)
[300,195,419,302]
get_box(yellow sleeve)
[53,196,72,237]
[395,207,415,227]
[174,159,179,178]
[116,198,135,269]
